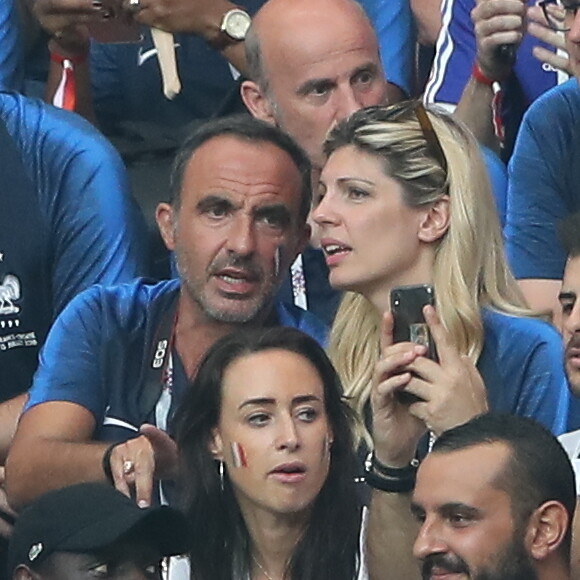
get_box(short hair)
[559,212,580,258]
[433,413,576,559]
[245,24,268,93]
[169,114,312,223]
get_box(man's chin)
[198,295,272,325]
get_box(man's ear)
[209,428,224,461]
[156,202,177,252]
[525,501,570,561]
[241,80,276,124]
[417,196,450,243]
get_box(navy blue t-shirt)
[91,0,265,131]
[0,0,22,91]
[25,278,328,441]
[506,79,580,281]
[0,92,149,401]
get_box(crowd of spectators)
[1,0,580,578]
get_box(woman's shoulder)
[480,309,564,374]
[481,309,561,347]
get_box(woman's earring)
[324,435,333,456]
[219,460,224,492]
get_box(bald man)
[241,0,394,169]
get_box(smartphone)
[390,284,438,404]
[88,1,142,44]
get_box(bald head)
[247,0,376,89]
[242,0,387,167]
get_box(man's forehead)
[414,443,512,507]
[181,136,303,207]
[562,255,580,292]
[257,0,380,80]
[184,135,299,181]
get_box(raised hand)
[472,0,527,79]
[527,4,571,76]
[32,0,103,54]
[371,312,427,468]
[397,306,489,436]
[108,424,178,507]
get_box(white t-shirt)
[558,429,580,496]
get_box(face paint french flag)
[231,442,248,468]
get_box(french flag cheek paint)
[274,244,288,279]
[231,442,248,468]
[274,246,281,278]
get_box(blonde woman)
[311,101,571,456]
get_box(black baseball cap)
[7,483,190,576]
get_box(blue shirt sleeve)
[0,0,23,91]
[505,81,580,280]
[25,286,107,420]
[480,312,570,435]
[509,335,570,435]
[424,0,474,105]
[39,105,150,315]
[357,0,414,96]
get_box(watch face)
[223,9,251,40]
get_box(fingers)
[373,343,425,388]
[379,311,394,351]
[133,452,155,508]
[109,445,131,498]
[139,424,179,480]
[473,0,527,20]
[532,45,570,74]
[423,305,459,366]
[372,344,425,415]
[472,0,526,76]
[39,0,102,16]
[527,4,552,26]
[528,20,567,50]
[109,435,155,507]
[374,371,413,403]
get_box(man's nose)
[413,519,449,561]
[227,215,256,255]
[335,85,364,120]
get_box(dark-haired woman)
[174,327,367,580]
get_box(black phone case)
[391,284,438,362]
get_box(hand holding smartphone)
[390,284,438,404]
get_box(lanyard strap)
[139,293,179,419]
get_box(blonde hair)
[325,102,532,446]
